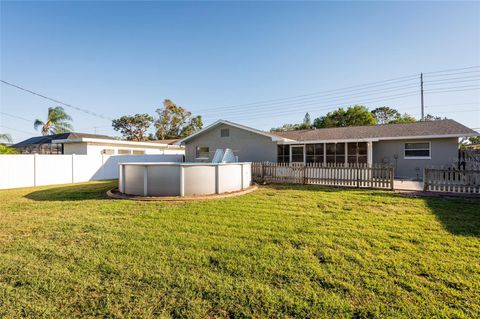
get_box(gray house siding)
[372,138,458,179]
[185,124,278,162]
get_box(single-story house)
[178,119,478,179]
[13,132,184,155]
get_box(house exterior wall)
[185,124,277,162]
[63,142,185,156]
[63,143,88,154]
[372,138,459,179]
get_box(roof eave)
[178,119,292,144]
[52,137,184,148]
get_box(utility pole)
[420,73,424,121]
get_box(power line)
[198,71,480,115]
[219,87,480,121]
[0,112,32,123]
[0,80,113,121]
[423,65,480,75]
[200,83,420,116]
[424,70,480,78]
[194,75,419,111]
[195,66,479,111]
[0,125,37,136]
[213,91,421,121]
[204,84,480,119]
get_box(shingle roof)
[13,132,114,147]
[271,119,478,142]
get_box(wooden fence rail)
[251,162,394,190]
[424,168,480,193]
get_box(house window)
[220,128,230,137]
[306,144,324,163]
[132,150,145,155]
[118,149,132,155]
[405,142,430,159]
[196,146,210,159]
[101,149,115,155]
[277,145,290,163]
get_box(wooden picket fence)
[424,167,480,193]
[251,162,394,190]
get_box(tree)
[0,133,12,143]
[466,136,480,144]
[423,114,445,121]
[154,99,203,140]
[34,106,73,136]
[371,107,401,124]
[0,145,18,154]
[112,114,153,141]
[300,112,312,129]
[388,113,417,124]
[313,105,377,128]
[270,123,302,132]
[271,113,312,132]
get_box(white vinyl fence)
[0,154,183,190]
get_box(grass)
[0,181,479,318]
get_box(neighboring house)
[13,132,184,155]
[179,119,478,179]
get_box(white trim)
[404,141,431,160]
[277,133,477,145]
[177,119,294,144]
[279,138,378,144]
[52,137,184,149]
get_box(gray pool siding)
[372,138,459,179]
[184,123,278,162]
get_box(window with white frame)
[196,146,209,159]
[404,142,430,159]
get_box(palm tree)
[0,133,12,143]
[34,106,73,136]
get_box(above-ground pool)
[118,162,252,197]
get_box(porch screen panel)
[335,143,345,164]
[347,142,368,164]
[291,146,304,162]
[326,143,335,163]
[306,144,324,163]
[358,142,367,163]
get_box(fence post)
[33,153,38,187]
[423,168,428,191]
[261,162,265,182]
[303,164,306,184]
[71,154,75,184]
[356,165,360,188]
[390,166,394,190]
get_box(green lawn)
[0,181,479,318]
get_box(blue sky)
[1,1,479,142]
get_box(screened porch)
[277,141,373,166]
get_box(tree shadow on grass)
[263,184,480,237]
[423,196,480,237]
[24,181,115,201]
